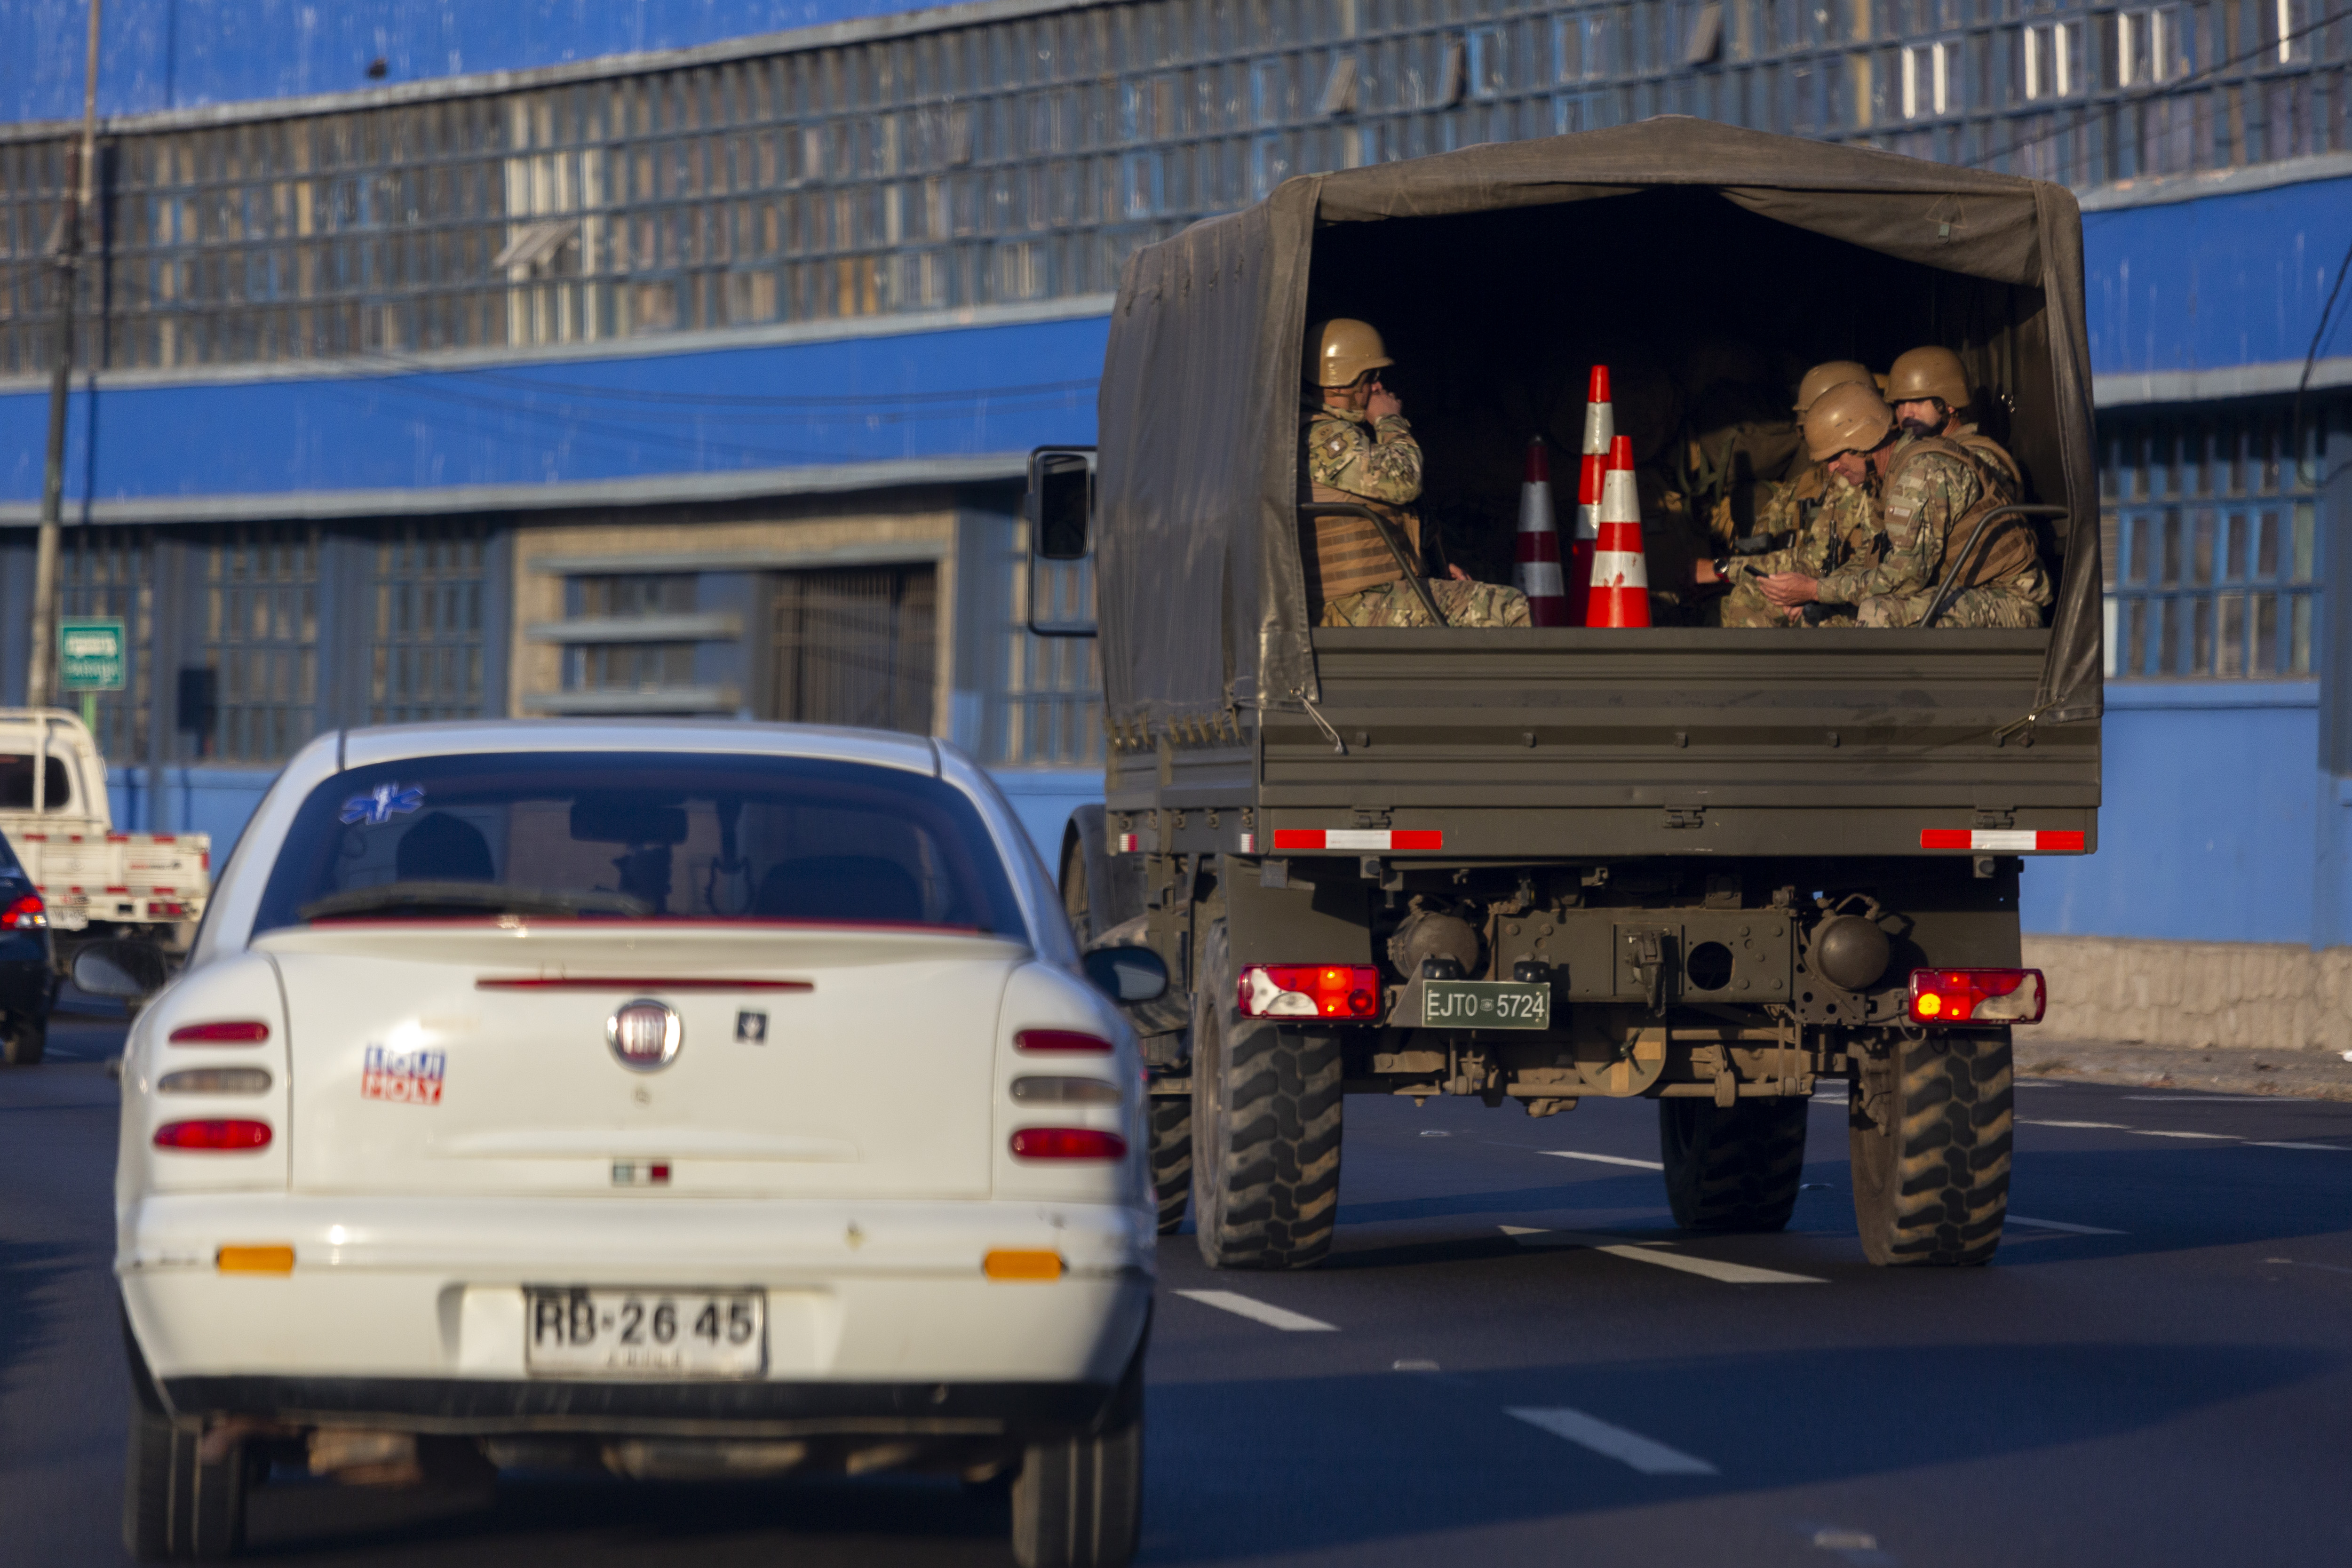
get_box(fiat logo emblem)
[606,999,681,1072]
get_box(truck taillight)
[1239,964,1382,1021]
[1009,1128,1128,1160]
[168,1020,271,1045]
[2,894,46,930]
[1016,1029,1114,1052]
[154,1119,273,1151]
[1908,969,2045,1026]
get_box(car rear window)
[252,751,1028,940]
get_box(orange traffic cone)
[1587,434,1651,628]
[1513,436,1567,627]
[1572,365,1612,626]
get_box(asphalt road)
[8,1010,2352,1566]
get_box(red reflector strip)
[1920,829,2086,852]
[154,1119,273,1151]
[1114,833,1140,853]
[168,1020,271,1045]
[1270,829,1444,852]
[1009,1127,1128,1160]
[1237,832,1259,854]
[1016,1029,1115,1052]
[474,978,814,991]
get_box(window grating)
[371,519,487,724]
[2101,402,2331,681]
[2,0,2346,378]
[58,526,156,763]
[201,524,320,762]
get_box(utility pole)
[27,0,103,712]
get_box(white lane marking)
[2006,1214,2126,1235]
[1507,1407,1717,1475]
[2022,1119,2129,1130]
[1539,1150,1666,1170]
[2130,1130,2238,1140]
[2251,1141,2347,1152]
[2123,1095,2267,1102]
[1173,1289,1337,1332]
[1501,1227,1826,1284]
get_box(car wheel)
[123,1335,247,1559]
[2,1014,44,1067]
[1849,1028,2012,1266]
[1658,1096,1808,1232]
[1009,1353,1142,1568]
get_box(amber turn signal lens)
[983,1249,1065,1281]
[216,1245,294,1274]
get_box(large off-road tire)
[1009,1354,1143,1568]
[124,1331,247,1559]
[1850,1029,2013,1267]
[1658,1096,1808,1232]
[2,1013,45,1067]
[1147,1095,1192,1234]
[1190,921,1343,1270]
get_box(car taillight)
[168,1020,271,1045]
[1239,964,1382,1021]
[154,1119,273,1151]
[1009,1127,1128,1160]
[1016,1029,1114,1052]
[1908,968,2046,1026]
[2,893,44,931]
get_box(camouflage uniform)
[1815,434,2050,629]
[1301,399,1529,628]
[1718,470,1879,628]
[1320,575,1533,628]
[1303,401,1423,504]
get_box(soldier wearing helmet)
[1299,318,1529,628]
[1886,345,2023,493]
[1707,361,1884,627]
[1759,381,2050,629]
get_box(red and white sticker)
[362,1045,446,1106]
[1114,833,1141,853]
[1920,829,2087,853]
[1271,828,1444,852]
[1237,832,1259,854]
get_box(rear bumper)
[120,1193,1154,1429]
[159,1372,1124,1440]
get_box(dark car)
[0,830,52,1065]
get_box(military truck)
[1033,119,2100,1272]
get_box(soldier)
[1756,382,2051,629]
[1885,344,2023,493]
[1705,360,1881,627]
[1299,318,1529,629]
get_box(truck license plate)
[1421,980,1550,1029]
[524,1288,765,1378]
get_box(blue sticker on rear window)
[340,783,426,826]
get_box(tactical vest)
[1298,409,1424,601]
[1883,435,2036,590]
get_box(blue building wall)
[2083,173,2352,381]
[3,0,940,122]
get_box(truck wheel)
[1849,1030,2013,1267]
[1009,1353,1142,1568]
[1658,1097,1807,1232]
[2,1014,44,1067]
[1148,1095,1192,1234]
[1190,922,1343,1270]
[123,1338,247,1558]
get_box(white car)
[93,720,1159,1566]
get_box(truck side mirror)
[1025,446,1098,638]
[73,939,171,1001]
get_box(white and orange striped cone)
[1587,433,1651,629]
[1572,365,1613,626]
[1513,436,1568,627]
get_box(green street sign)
[58,618,126,692]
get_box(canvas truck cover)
[1093,117,2099,737]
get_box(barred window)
[201,525,320,762]
[999,522,1103,768]
[2102,405,2329,681]
[371,520,487,725]
[59,528,155,763]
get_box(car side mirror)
[73,939,171,1001]
[1082,946,1168,1004]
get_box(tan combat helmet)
[1804,381,1897,461]
[1793,359,1874,415]
[1305,318,1394,388]
[1886,346,1971,413]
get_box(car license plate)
[524,1288,766,1378]
[1421,980,1550,1030]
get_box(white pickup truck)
[0,709,210,969]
